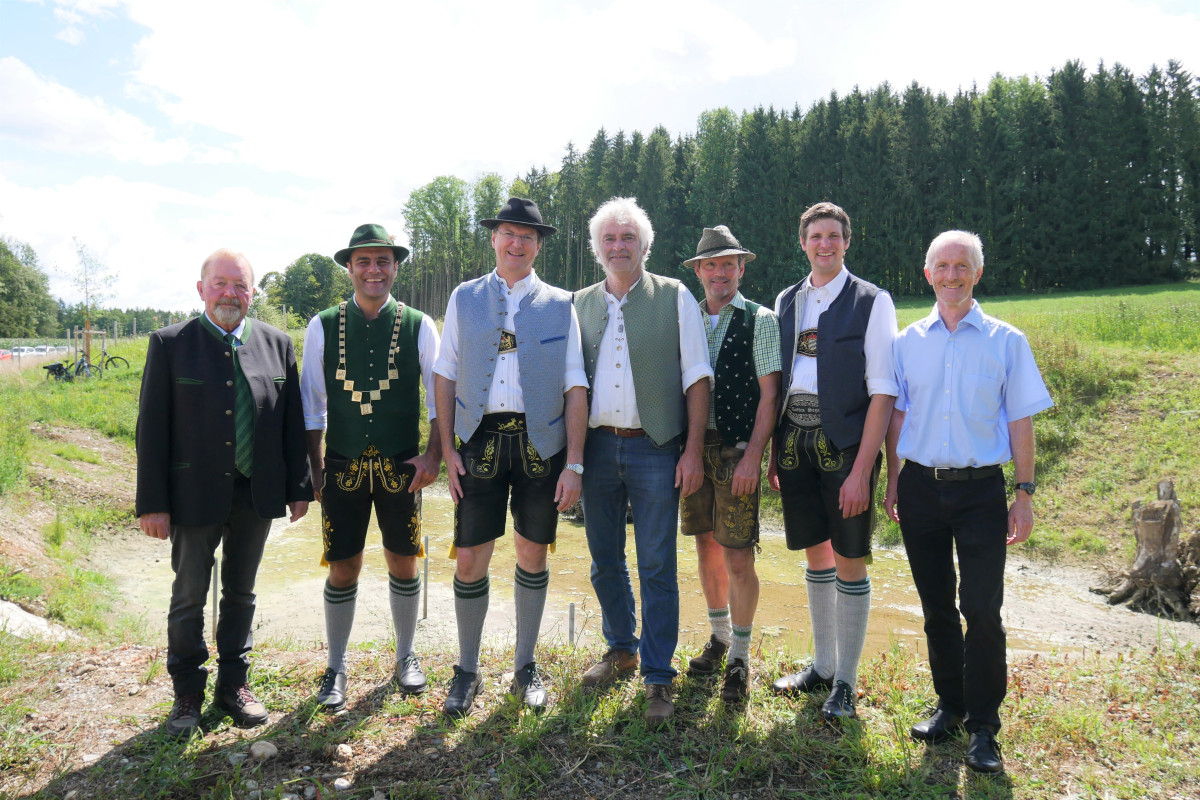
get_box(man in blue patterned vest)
[768,202,898,721]
[679,226,781,705]
[575,197,713,724]
[300,224,443,713]
[433,198,588,716]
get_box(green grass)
[0,565,43,603]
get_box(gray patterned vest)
[576,271,684,446]
[777,272,879,451]
[453,274,572,459]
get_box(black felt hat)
[479,197,557,236]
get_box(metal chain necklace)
[334,300,404,415]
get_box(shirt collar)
[203,312,248,342]
[698,291,747,316]
[493,268,538,294]
[803,267,849,297]
[925,299,984,332]
[349,295,398,318]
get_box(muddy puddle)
[113,491,1196,660]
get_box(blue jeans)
[167,476,271,695]
[581,428,681,685]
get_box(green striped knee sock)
[389,574,421,661]
[454,574,490,674]
[323,579,358,675]
[514,566,549,672]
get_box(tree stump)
[1099,480,1193,620]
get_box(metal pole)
[569,602,576,646]
[422,535,429,620]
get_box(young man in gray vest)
[679,226,781,705]
[768,202,898,720]
[433,198,587,717]
[301,224,443,713]
[575,196,713,724]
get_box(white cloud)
[0,57,191,164]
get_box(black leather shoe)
[165,692,204,738]
[911,708,965,743]
[214,683,269,727]
[721,658,750,704]
[443,665,483,718]
[316,668,347,713]
[394,653,428,695]
[510,662,549,712]
[772,665,833,696]
[965,730,1004,773]
[821,680,857,720]
[687,635,729,677]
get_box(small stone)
[249,792,261,800]
[333,777,352,791]
[335,743,353,759]
[304,787,317,800]
[302,766,312,773]
[245,780,259,790]
[64,791,78,800]
[128,686,141,696]
[373,793,386,800]
[282,794,299,800]
[229,752,248,767]
[81,753,101,763]
[250,741,278,760]
[54,683,67,692]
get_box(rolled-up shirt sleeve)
[300,315,327,431]
[564,304,589,391]
[432,286,461,382]
[677,284,715,391]
[418,314,441,421]
[864,290,899,397]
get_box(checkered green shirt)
[701,292,782,430]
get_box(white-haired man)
[885,230,1052,773]
[574,197,713,724]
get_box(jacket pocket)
[539,335,566,344]
[175,377,204,385]
[169,462,191,470]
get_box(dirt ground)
[2,424,1198,797]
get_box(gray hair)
[925,230,984,273]
[589,197,655,267]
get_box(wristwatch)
[1015,481,1037,496]
[564,463,584,475]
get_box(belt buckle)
[933,467,948,481]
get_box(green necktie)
[225,334,255,477]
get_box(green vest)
[576,271,685,445]
[318,298,423,458]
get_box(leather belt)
[597,425,647,438]
[913,462,1002,481]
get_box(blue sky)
[2,0,1198,311]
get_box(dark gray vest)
[778,272,879,450]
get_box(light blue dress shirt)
[893,301,1053,468]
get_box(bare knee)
[724,546,757,581]
[327,553,364,587]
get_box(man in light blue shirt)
[885,230,1052,775]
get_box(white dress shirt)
[588,279,714,429]
[300,298,441,430]
[433,269,588,414]
[775,267,898,398]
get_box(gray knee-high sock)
[389,574,421,661]
[806,567,837,679]
[708,606,733,646]
[729,623,753,663]
[454,574,489,674]
[514,566,549,672]
[834,576,872,688]
[324,579,357,675]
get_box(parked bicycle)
[70,354,102,379]
[43,362,74,382]
[99,346,129,370]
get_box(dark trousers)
[897,462,1008,733]
[167,476,271,695]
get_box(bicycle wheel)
[105,356,129,369]
[76,361,102,379]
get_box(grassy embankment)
[1,285,1199,798]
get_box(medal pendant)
[361,403,373,415]
[351,391,362,402]
[343,380,354,392]
[370,390,381,401]
[388,369,398,380]
[379,379,390,391]
[335,369,346,381]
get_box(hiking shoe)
[214,683,268,727]
[316,668,347,713]
[510,662,549,712]
[721,658,750,704]
[394,653,428,695]
[643,683,674,724]
[166,692,204,738]
[581,648,638,688]
[443,665,483,719]
[687,635,729,677]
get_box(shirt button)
[225,409,233,416]
[225,472,232,477]
[226,441,232,446]
[225,352,231,358]
[226,380,233,387]
[616,363,621,368]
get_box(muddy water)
[119,491,1050,660]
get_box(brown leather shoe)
[643,683,674,724]
[687,635,728,677]
[581,648,638,688]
